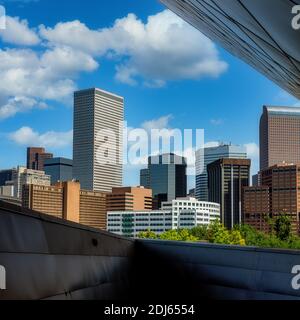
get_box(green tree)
[189,225,208,240]
[159,229,198,242]
[159,230,182,241]
[274,214,292,241]
[229,230,246,246]
[207,220,231,245]
[137,230,157,240]
[178,229,198,242]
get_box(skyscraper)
[140,153,187,208]
[243,163,300,235]
[27,147,53,171]
[0,169,15,186]
[196,144,247,201]
[260,106,300,170]
[208,158,251,229]
[140,169,150,189]
[73,88,124,192]
[44,157,73,184]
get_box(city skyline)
[0,0,299,190]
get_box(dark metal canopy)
[161,0,300,99]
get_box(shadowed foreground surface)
[0,200,300,300]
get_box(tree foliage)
[137,230,158,240]
[274,214,292,241]
[136,214,300,250]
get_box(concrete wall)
[1,200,300,300]
[0,201,135,300]
[135,240,300,300]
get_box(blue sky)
[0,0,299,188]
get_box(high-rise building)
[73,88,124,192]
[44,157,73,184]
[243,163,300,235]
[208,158,251,229]
[13,166,51,199]
[160,0,300,100]
[0,169,15,186]
[22,181,107,230]
[252,174,260,187]
[196,144,247,201]
[243,186,270,233]
[188,188,195,198]
[107,187,152,212]
[140,169,150,189]
[260,106,300,170]
[27,147,53,171]
[140,153,187,208]
[107,197,220,237]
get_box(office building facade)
[107,197,220,237]
[107,187,152,212]
[161,0,300,100]
[243,163,300,235]
[140,169,150,189]
[13,166,51,199]
[140,153,187,208]
[22,181,107,230]
[44,157,73,184]
[196,144,247,201]
[208,158,251,229]
[0,169,15,186]
[27,147,53,171]
[0,185,14,197]
[243,186,270,233]
[260,106,300,170]
[161,197,220,229]
[252,174,260,187]
[73,88,124,192]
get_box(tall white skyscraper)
[195,144,247,201]
[73,88,124,192]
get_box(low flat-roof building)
[106,186,152,212]
[107,197,220,238]
[22,181,107,230]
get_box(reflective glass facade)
[140,154,187,208]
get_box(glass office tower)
[140,153,187,208]
[196,144,247,201]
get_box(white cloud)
[244,142,260,178]
[0,16,40,45]
[10,127,73,148]
[141,114,173,131]
[0,10,228,119]
[244,142,259,160]
[0,96,47,119]
[0,46,98,118]
[210,119,224,126]
[39,10,228,86]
